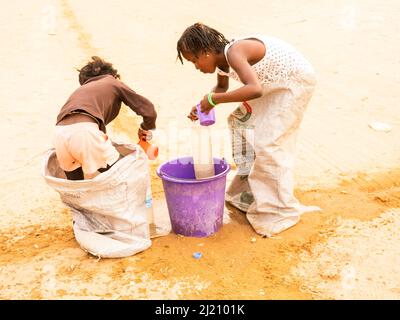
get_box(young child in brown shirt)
[54,56,157,180]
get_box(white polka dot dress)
[217,35,315,86]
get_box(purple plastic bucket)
[156,157,230,237]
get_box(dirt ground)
[1,0,399,299]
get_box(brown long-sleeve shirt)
[56,75,157,132]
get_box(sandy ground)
[1,0,400,299]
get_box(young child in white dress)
[177,23,320,237]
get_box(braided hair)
[177,23,229,64]
[78,56,120,85]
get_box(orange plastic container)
[138,139,159,160]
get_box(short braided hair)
[177,23,229,64]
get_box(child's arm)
[212,73,229,93]
[189,73,229,121]
[117,81,157,130]
[200,42,263,113]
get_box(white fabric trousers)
[225,74,320,237]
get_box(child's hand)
[200,94,214,114]
[187,106,198,121]
[138,127,153,141]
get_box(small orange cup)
[138,140,158,160]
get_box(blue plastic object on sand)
[193,252,202,259]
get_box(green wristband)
[208,92,217,107]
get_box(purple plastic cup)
[156,157,230,237]
[196,103,215,126]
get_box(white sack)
[42,143,152,258]
[226,74,321,237]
